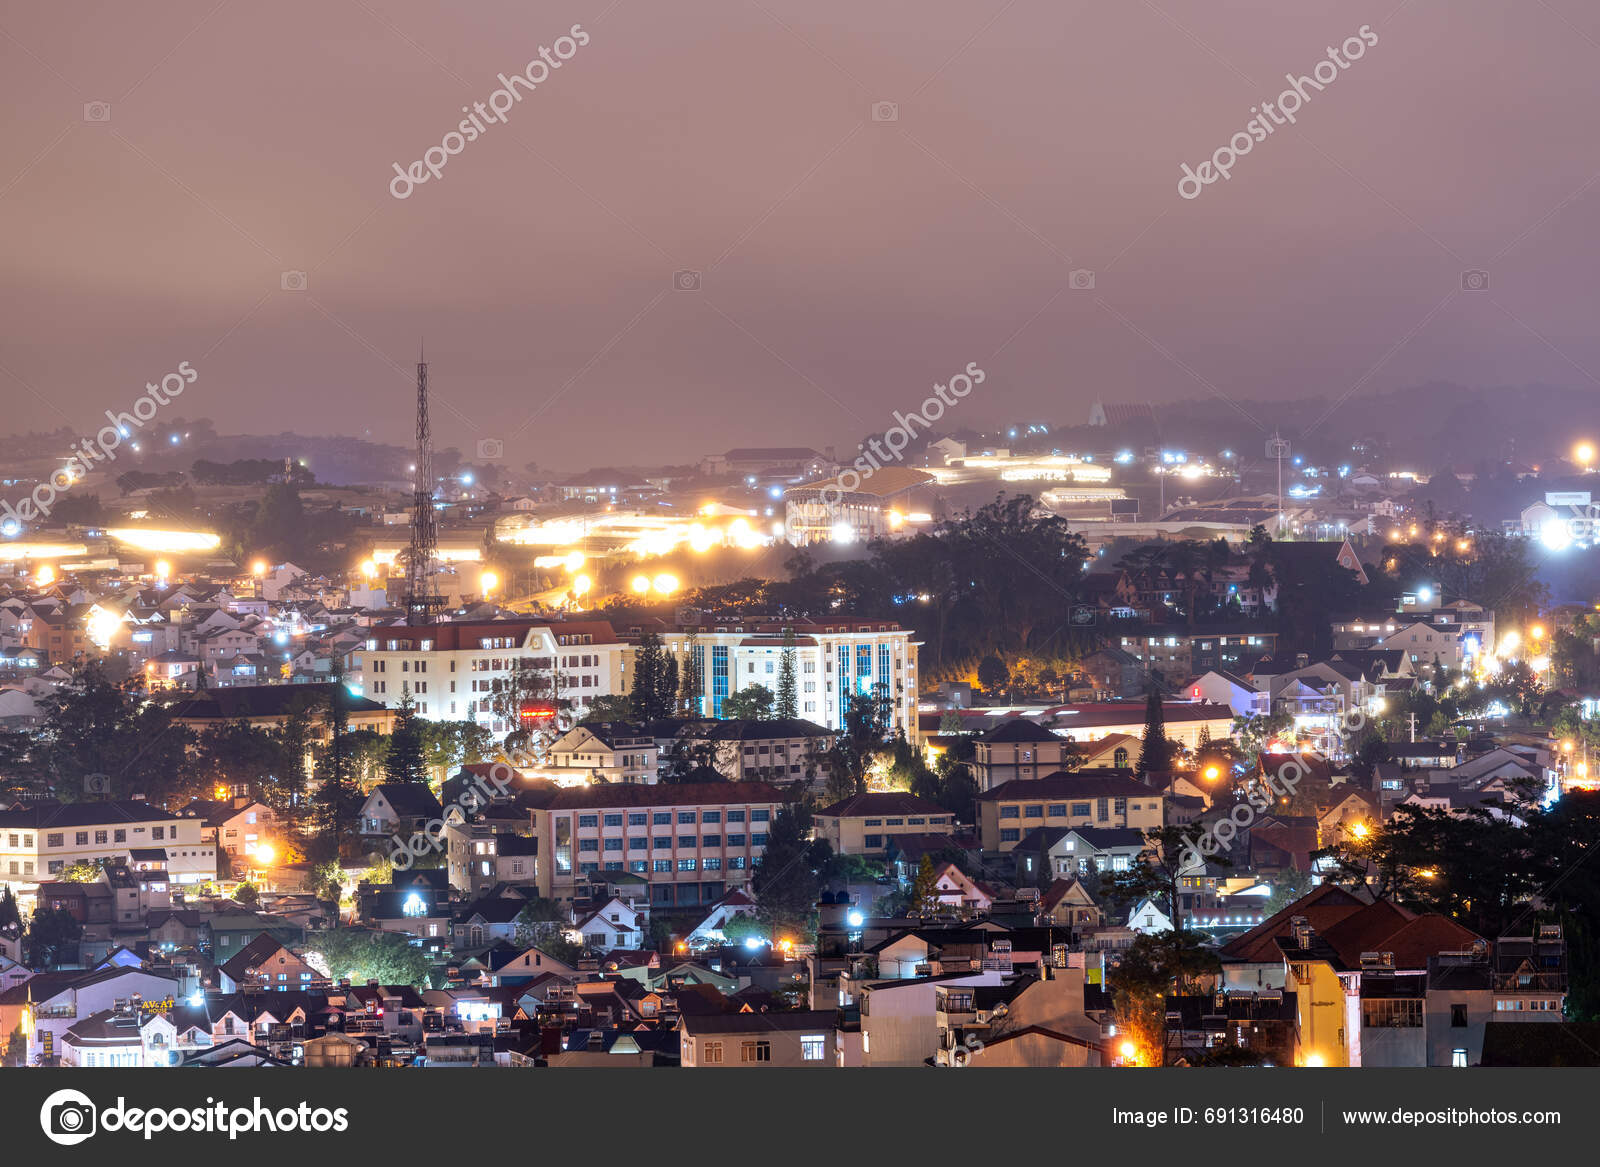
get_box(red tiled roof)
[1219,884,1370,963]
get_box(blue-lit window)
[711,646,729,717]
[729,856,746,870]
[691,643,706,716]
[630,860,648,873]
[653,859,672,872]
[703,857,722,870]
[579,861,599,873]
[604,861,623,871]
[678,858,697,872]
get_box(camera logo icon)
[84,773,110,795]
[83,102,111,123]
[1461,269,1489,291]
[675,605,701,627]
[476,438,504,460]
[41,1089,97,1145]
[673,270,701,291]
[1070,269,1096,290]
[281,271,308,292]
[871,101,898,122]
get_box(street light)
[480,570,499,595]
[1576,441,1596,472]
[1203,765,1220,781]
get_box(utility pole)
[1407,712,1418,743]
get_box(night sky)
[2,0,1597,469]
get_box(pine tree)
[676,630,702,717]
[776,628,798,719]
[909,854,941,917]
[1136,685,1175,775]
[383,688,428,784]
[311,672,360,859]
[630,633,674,721]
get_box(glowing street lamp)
[631,575,652,594]
[572,573,592,596]
[1349,821,1370,839]
[252,843,275,866]
[1576,441,1596,472]
[154,560,171,581]
[35,564,55,586]
[252,559,269,576]
[652,573,679,595]
[1203,765,1221,781]
[480,569,500,595]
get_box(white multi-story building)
[358,616,920,740]
[0,801,215,901]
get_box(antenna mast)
[403,348,443,625]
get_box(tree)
[1263,868,1313,915]
[825,691,890,801]
[303,927,432,988]
[234,881,260,906]
[751,804,824,938]
[1110,930,1223,1064]
[513,900,583,963]
[722,684,774,721]
[25,908,83,970]
[309,676,361,860]
[776,628,798,719]
[977,654,1010,697]
[630,633,677,722]
[720,914,765,946]
[1108,825,1228,932]
[582,694,636,723]
[908,855,941,917]
[383,689,428,784]
[677,628,703,716]
[1136,686,1176,774]
[59,862,102,883]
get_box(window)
[1001,828,1020,843]
[603,838,622,851]
[751,810,770,822]
[864,834,883,849]
[801,1035,826,1061]
[752,833,767,847]
[578,814,598,828]
[46,833,63,848]
[1451,1048,1468,1068]
[653,812,672,825]
[728,834,746,847]
[628,812,647,826]
[603,814,623,827]
[654,837,672,849]
[1047,804,1066,817]
[76,831,89,845]
[678,858,697,871]
[729,856,746,870]
[653,859,672,872]
[1071,802,1091,817]
[1450,1004,1468,1028]
[702,835,721,847]
[1023,806,1043,819]
[630,837,648,850]
[578,839,599,853]
[727,811,745,823]
[94,830,108,844]
[740,1040,771,1063]
[1000,807,1019,819]
[679,811,697,824]
[703,1041,723,1064]
[864,819,883,827]
[703,857,722,870]
[1361,999,1423,1028]
[630,860,648,873]
[678,836,696,849]
[701,811,721,824]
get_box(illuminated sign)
[519,701,558,722]
[1546,491,1591,507]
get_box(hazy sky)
[2,0,1598,470]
